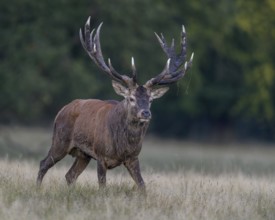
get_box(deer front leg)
[124,158,145,190]
[97,160,107,188]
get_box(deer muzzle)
[138,110,151,122]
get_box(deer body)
[60,98,148,165]
[37,17,193,190]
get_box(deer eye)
[129,97,135,102]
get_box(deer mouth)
[139,118,151,122]
[137,114,151,122]
[131,117,150,126]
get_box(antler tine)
[131,57,137,83]
[108,57,135,86]
[145,25,194,87]
[171,38,175,50]
[185,52,194,71]
[154,32,170,55]
[80,18,136,87]
[84,17,91,50]
[79,28,86,50]
[145,58,171,87]
[179,25,187,61]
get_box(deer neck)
[108,100,149,146]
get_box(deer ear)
[112,81,129,97]
[150,87,169,99]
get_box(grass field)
[0,126,275,220]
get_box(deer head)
[79,17,194,123]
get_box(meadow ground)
[0,126,275,220]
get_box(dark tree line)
[0,0,274,140]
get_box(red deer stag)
[37,17,194,190]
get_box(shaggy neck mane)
[108,100,148,153]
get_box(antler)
[79,17,137,87]
[145,25,194,87]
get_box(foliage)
[0,0,274,139]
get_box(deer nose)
[141,110,151,119]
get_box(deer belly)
[104,158,122,169]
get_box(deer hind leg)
[97,160,107,188]
[37,148,67,187]
[65,155,91,185]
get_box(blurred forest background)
[0,0,274,141]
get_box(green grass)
[0,126,275,220]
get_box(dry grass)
[0,126,275,219]
[0,160,275,220]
